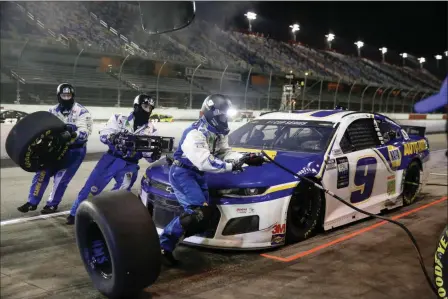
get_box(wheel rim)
[85,221,113,280]
[28,134,67,167]
[290,185,314,229]
[403,165,420,203]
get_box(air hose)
[260,150,438,296]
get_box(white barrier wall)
[1,118,445,159]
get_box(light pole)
[289,24,300,42]
[435,55,442,68]
[326,33,335,50]
[400,53,408,66]
[418,57,425,69]
[379,47,387,63]
[244,12,257,32]
[354,40,364,57]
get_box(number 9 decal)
[350,157,377,204]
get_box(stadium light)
[290,24,300,41]
[244,12,257,32]
[326,33,335,49]
[379,47,387,63]
[354,40,364,57]
[445,51,448,57]
[418,57,425,69]
[400,53,408,66]
[435,55,443,68]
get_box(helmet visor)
[60,93,73,101]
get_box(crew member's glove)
[60,124,78,142]
[243,153,265,166]
[150,150,162,161]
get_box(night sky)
[195,1,447,60]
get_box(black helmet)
[200,94,233,135]
[133,93,155,129]
[57,83,75,111]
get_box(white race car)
[139,109,430,249]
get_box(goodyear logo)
[403,140,427,156]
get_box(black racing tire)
[402,160,422,206]
[434,225,448,299]
[5,111,67,172]
[285,179,324,244]
[75,190,161,299]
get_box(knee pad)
[179,206,213,237]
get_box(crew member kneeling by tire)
[159,94,265,266]
[17,83,93,215]
[67,94,160,225]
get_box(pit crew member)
[159,94,265,266]
[66,94,159,225]
[17,83,93,214]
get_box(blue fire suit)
[160,117,242,252]
[28,103,93,207]
[69,112,158,217]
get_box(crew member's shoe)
[41,205,58,214]
[161,249,179,267]
[66,215,75,225]
[17,202,37,213]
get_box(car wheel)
[402,160,421,206]
[75,190,161,298]
[5,111,67,172]
[286,179,324,244]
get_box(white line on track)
[1,211,70,226]
[430,173,448,176]
[1,148,446,227]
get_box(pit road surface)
[1,134,447,299]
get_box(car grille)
[149,193,221,239]
[150,180,172,193]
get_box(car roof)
[256,109,357,123]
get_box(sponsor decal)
[271,234,286,246]
[387,145,402,169]
[434,227,447,299]
[387,175,396,195]
[236,207,255,214]
[272,223,286,235]
[403,140,427,156]
[265,120,308,126]
[336,157,350,189]
[91,186,98,193]
[326,158,336,170]
[332,149,343,156]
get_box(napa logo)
[387,145,402,169]
[403,140,428,156]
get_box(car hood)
[147,149,324,189]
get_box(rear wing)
[400,125,426,137]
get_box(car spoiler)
[400,125,426,137]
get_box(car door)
[322,114,392,228]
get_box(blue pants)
[69,152,139,216]
[28,147,86,207]
[160,165,209,252]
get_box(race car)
[149,113,173,122]
[0,109,28,124]
[138,109,430,249]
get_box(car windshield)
[228,119,336,153]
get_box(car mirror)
[138,1,196,34]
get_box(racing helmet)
[200,94,233,135]
[57,83,75,111]
[133,93,155,128]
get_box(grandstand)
[0,1,444,112]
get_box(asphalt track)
[0,134,447,299]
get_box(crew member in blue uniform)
[17,83,93,214]
[159,94,265,266]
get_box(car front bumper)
[139,185,291,250]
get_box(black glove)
[244,153,265,166]
[231,159,245,172]
[150,150,162,161]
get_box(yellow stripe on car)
[231,147,278,160]
[264,181,298,195]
